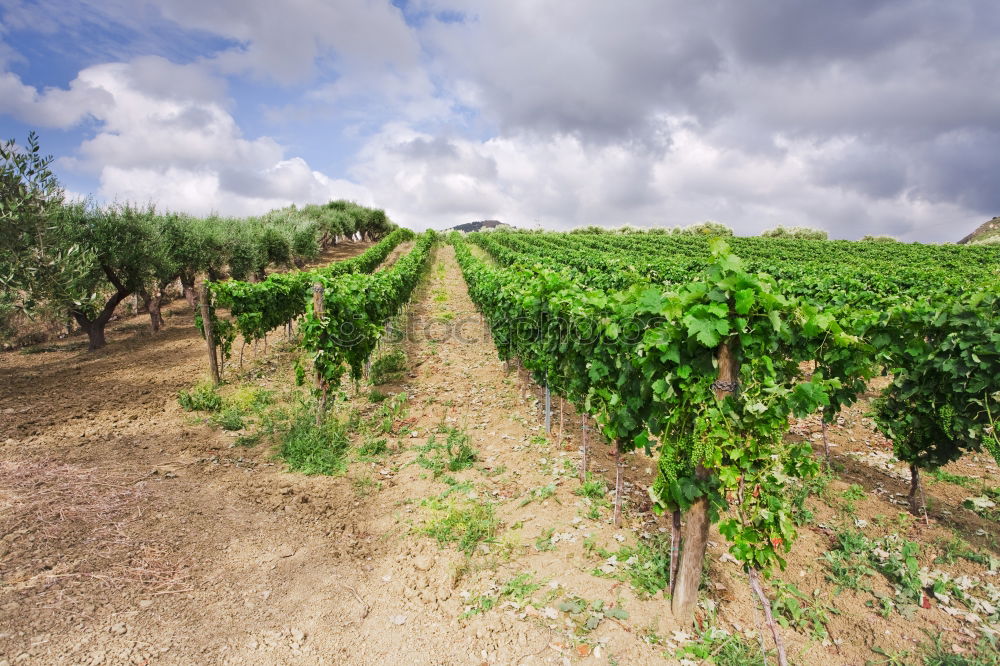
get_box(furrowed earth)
[2,243,998,665]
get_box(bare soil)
[1,243,997,665]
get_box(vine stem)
[821,419,831,464]
[579,414,588,482]
[199,284,220,386]
[747,567,788,666]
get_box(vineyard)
[3,196,1000,664]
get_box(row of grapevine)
[210,228,413,348]
[302,231,436,409]
[472,230,1000,507]
[452,230,999,651]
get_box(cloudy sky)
[1,0,998,240]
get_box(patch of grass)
[529,434,549,448]
[823,527,925,613]
[277,407,350,475]
[225,386,274,414]
[575,473,609,500]
[934,536,991,566]
[434,310,455,322]
[372,392,407,434]
[822,528,877,593]
[415,427,477,478]
[962,494,1000,522]
[357,437,388,460]
[787,467,834,524]
[178,381,222,412]
[535,528,556,552]
[234,432,262,447]
[676,626,771,666]
[212,405,246,431]
[482,464,507,477]
[591,535,672,598]
[520,483,558,507]
[422,498,499,555]
[367,389,389,403]
[353,475,381,496]
[369,349,407,385]
[841,483,867,513]
[461,572,541,618]
[436,476,474,499]
[915,628,1000,665]
[770,579,837,641]
[929,468,979,489]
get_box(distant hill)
[958,216,1000,245]
[445,220,510,233]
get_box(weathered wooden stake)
[558,397,564,444]
[200,284,220,386]
[544,384,552,433]
[579,414,588,481]
[613,439,624,526]
[822,418,831,463]
[312,283,326,424]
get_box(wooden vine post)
[200,284,220,386]
[671,339,738,624]
[579,414,588,481]
[613,439,625,526]
[544,384,552,433]
[312,283,326,424]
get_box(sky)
[1,1,998,240]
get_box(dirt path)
[2,242,998,665]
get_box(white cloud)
[349,120,980,240]
[0,70,112,128]
[2,54,373,216]
[155,0,423,84]
[2,0,997,238]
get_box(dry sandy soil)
[1,242,998,665]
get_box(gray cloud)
[411,0,1000,236]
[2,0,999,239]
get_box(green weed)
[415,427,476,478]
[353,475,381,496]
[841,483,867,513]
[677,626,771,666]
[357,437,388,460]
[277,408,350,475]
[575,473,609,500]
[234,432,262,448]
[461,572,541,618]
[770,580,837,641]
[556,596,628,636]
[520,483,558,507]
[178,381,222,412]
[934,536,991,566]
[591,535,672,598]
[535,528,556,552]
[212,405,246,431]
[369,349,407,385]
[422,498,499,555]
